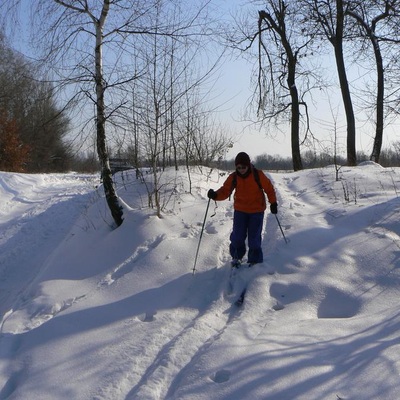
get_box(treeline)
[254,148,400,171]
[216,147,400,172]
[0,34,74,173]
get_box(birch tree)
[1,0,215,226]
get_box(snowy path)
[0,173,97,320]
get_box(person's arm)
[260,172,277,204]
[207,173,235,201]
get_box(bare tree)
[228,0,317,171]
[302,0,357,166]
[130,45,230,215]
[115,0,229,217]
[256,0,317,171]
[345,0,400,164]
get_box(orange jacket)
[214,167,277,213]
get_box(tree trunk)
[335,46,356,166]
[258,8,303,171]
[346,7,385,164]
[287,47,303,171]
[334,0,357,166]
[290,84,303,171]
[370,36,384,163]
[95,1,123,226]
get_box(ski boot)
[231,259,242,268]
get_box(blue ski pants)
[229,210,264,264]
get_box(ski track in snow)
[93,263,276,400]
[0,173,97,327]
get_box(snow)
[1,163,400,399]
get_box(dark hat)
[235,152,251,166]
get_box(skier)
[207,152,277,266]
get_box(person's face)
[236,165,248,173]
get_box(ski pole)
[192,198,211,275]
[275,214,288,244]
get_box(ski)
[229,262,257,305]
[228,264,239,294]
[228,260,250,305]
[235,288,246,306]
[230,259,242,269]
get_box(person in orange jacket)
[207,152,277,266]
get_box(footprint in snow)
[211,369,231,383]
[1,295,86,334]
[205,224,218,234]
[272,302,285,311]
[269,282,312,305]
[317,287,361,319]
[138,311,156,322]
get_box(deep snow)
[1,163,400,400]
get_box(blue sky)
[5,0,400,161]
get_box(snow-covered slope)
[1,163,400,399]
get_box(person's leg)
[247,212,264,264]
[229,210,248,261]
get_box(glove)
[207,189,217,200]
[270,202,278,214]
